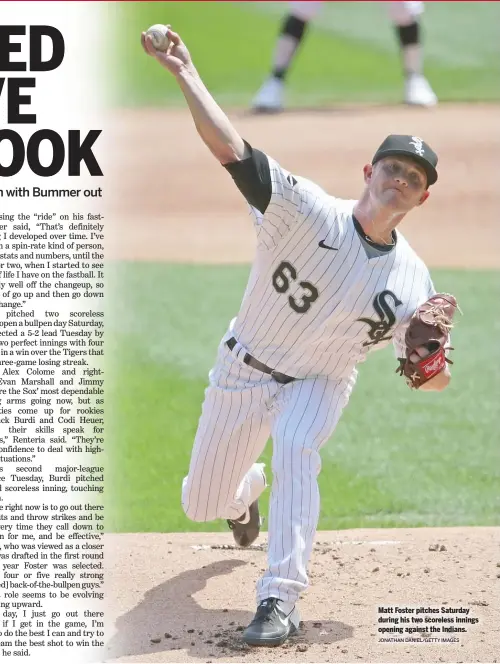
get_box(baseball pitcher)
[141,27,458,648]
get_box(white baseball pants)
[182,338,354,606]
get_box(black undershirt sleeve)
[223,141,272,214]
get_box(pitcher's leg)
[182,359,274,523]
[257,377,351,607]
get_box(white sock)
[231,463,266,523]
[402,44,422,76]
[273,35,300,74]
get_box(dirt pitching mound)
[104,528,499,663]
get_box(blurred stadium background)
[112,1,500,107]
[106,1,500,535]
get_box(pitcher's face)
[364,156,429,212]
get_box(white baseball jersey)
[230,155,435,382]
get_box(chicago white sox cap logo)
[372,135,438,186]
[409,136,425,157]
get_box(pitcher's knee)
[182,502,212,522]
[182,491,215,522]
[181,478,221,522]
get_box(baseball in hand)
[146,24,170,52]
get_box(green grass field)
[111,1,500,107]
[106,264,500,533]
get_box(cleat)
[251,77,284,113]
[405,74,438,107]
[243,598,299,647]
[227,499,262,547]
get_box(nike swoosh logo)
[318,240,338,251]
[275,611,290,628]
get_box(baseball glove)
[396,293,459,389]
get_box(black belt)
[226,337,296,384]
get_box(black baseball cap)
[372,134,438,186]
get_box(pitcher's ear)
[363,164,373,183]
[418,190,430,206]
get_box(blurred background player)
[252,1,437,111]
